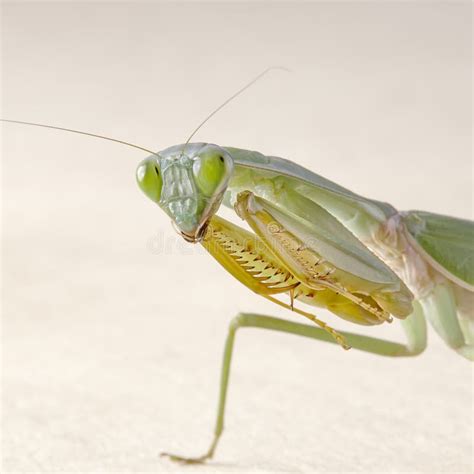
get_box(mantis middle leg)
[161,304,426,464]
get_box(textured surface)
[2,2,472,473]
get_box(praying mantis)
[2,70,473,465]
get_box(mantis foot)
[160,434,219,465]
[160,452,212,465]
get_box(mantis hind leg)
[457,290,474,360]
[161,307,426,464]
[421,282,474,361]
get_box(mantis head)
[136,143,234,243]
[135,68,285,242]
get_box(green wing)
[403,211,474,289]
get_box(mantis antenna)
[0,119,161,157]
[180,66,289,156]
[1,67,289,158]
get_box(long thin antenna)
[181,66,289,155]
[0,119,160,157]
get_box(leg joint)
[228,312,252,333]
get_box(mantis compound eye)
[192,149,233,197]
[136,157,163,204]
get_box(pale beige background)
[1,2,472,473]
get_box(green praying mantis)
[2,69,473,465]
